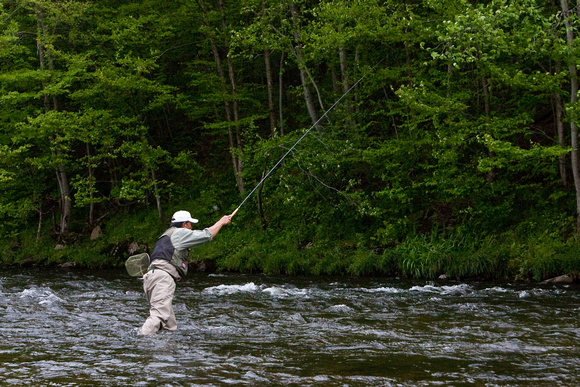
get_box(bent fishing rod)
[229,56,387,219]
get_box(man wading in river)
[139,210,232,335]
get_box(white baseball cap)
[171,210,198,223]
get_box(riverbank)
[1,209,579,283]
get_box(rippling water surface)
[0,268,579,386]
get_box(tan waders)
[139,268,177,335]
[135,216,218,335]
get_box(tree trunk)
[481,69,496,183]
[265,49,277,137]
[226,52,244,192]
[481,76,491,117]
[87,144,94,226]
[37,208,43,242]
[219,0,244,192]
[261,1,277,137]
[553,63,568,187]
[447,62,453,98]
[36,19,51,112]
[151,168,162,220]
[339,47,354,127]
[218,0,244,192]
[37,7,71,238]
[55,165,71,237]
[210,39,244,192]
[331,66,340,94]
[404,40,412,78]
[354,45,361,112]
[339,47,353,114]
[257,153,270,230]
[279,50,285,136]
[561,0,580,230]
[198,0,244,192]
[290,1,319,126]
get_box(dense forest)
[1,0,580,281]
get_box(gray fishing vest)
[149,227,189,276]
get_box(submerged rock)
[289,313,307,324]
[540,274,574,285]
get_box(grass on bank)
[206,227,580,281]
[0,209,579,282]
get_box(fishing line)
[230,56,387,218]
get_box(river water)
[0,268,578,386]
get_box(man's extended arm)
[208,215,232,238]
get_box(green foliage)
[0,0,580,284]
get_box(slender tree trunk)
[261,1,276,137]
[163,102,174,141]
[226,52,244,191]
[265,49,277,137]
[481,76,491,117]
[108,158,117,195]
[36,20,50,112]
[198,0,244,192]
[295,54,319,126]
[55,165,71,237]
[479,61,495,183]
[553,63,568,187]
[404,40,412,78]
[290,1,319,126]
[447,62,453,98]
[209,39,244,192]
[37,8,71,238]
[339,48,349,93]
[279,50,285,136]
[304,67,327,119]
[354,45,361,112]
[37,13,58,111]
[151,169,162,220]
[339,47,353,114]
[87,144,94,226]
[331,66,340,94]
[561,0,580,230]
[257,153,270,230]
[218,0,244,192]
[37,208,43,242]
[339,47,354,127]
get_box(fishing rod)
[229,56,387,219]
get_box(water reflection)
[0,268,578,385]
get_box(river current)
[0,268,578,386]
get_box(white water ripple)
[202,282,259,295]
